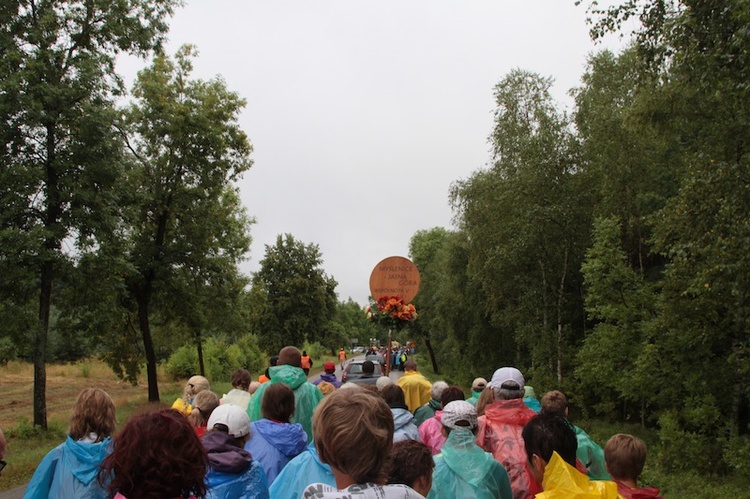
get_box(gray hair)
[493,382,525,401]
[430,381,449,401]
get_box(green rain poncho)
[427,428,512,499]
[246,364,323,443]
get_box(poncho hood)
[269,364,307,390]
[64,436,112,485]
[392,407,416,430]
[202,430,253,474]
[440,428,494,487]
[252,419,308,457]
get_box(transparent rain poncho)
[428,428,512,499]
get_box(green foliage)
[253,234,337,354]
[164,335,265,382]
[0,336,17,365]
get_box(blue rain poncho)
[205,460,269,499]
[245,419,307,485]
[24,436,111,499]
[268,443,336,499]
[427,428,512,499]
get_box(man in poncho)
[247,346,324,443]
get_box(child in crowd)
[222,368,253,410]
[522,413,618,498]
[605,434,664,499]
[387,439,434,496]
[245,383,307,485]
[302,387,425,498]
[540,390,610,480]
[203,404,269,498]
[172,375,210,414]
[26,388,116,499]
[189,390,220,438]
[382,384,421,443]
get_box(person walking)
[338,348,347,370]
[300,351,313,376]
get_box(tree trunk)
[34,259,52,429]
[136,288,160,402]
[425,336,439,374]
[197,334,205,377]
[556,248,569,386]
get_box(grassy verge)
[0,360,184,492]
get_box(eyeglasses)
[0,460,6,472]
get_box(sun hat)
[207,403,250,438]
[324,361,336,373]
[489,367,525,390]
[442,400,478,430]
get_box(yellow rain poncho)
[536,452,619,499]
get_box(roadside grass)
[0,359,184,492]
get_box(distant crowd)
[3,346,663,498]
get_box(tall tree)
[0,0,178,427]
[118,45,253,401]
[253,234,337,355]
[451,69,591,386]
[409,227,451,374]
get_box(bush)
[0,337,16,365]
[164,335,268,382]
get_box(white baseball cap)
[489,367,525,391]
[207,403,250,438]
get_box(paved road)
[307,355,403,385]
[0,358,401,499]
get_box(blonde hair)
[69,388,116,442]
[183,375,210,404]
[605,433,648,482]
[188,390,219,427]
[317,381,335,396]
[313,388,394,484]
[475,385,495,417]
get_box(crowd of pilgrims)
[17,346,663,498]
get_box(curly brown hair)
[99,409,208,498]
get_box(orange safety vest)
[338,350,346,361]
[301,355,311,369]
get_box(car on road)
[351,346,365,353]
[365,353,386,367]
[341,360,383,386]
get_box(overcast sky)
[119,1,628,305]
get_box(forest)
[1,0,748,483]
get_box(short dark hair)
[403,360,417,371]
[262,383,296,422]
[230,369,252,390]
[382,384,408,411]
[387,439,434,488]
[362,360,375,374]
[522,413,577,467]
[440,386,466,408]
